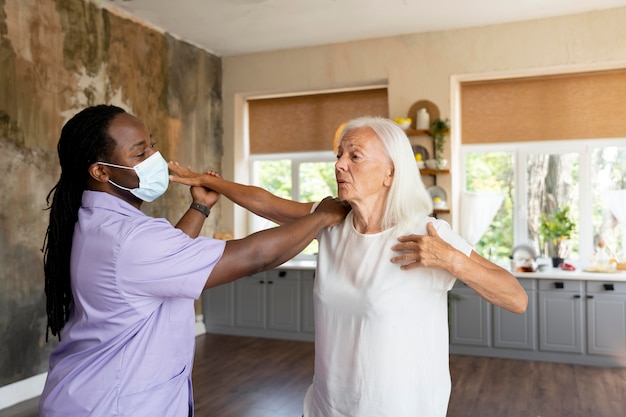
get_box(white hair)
[337,116,433,232]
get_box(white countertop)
[513,268,626,282]
[279,259,626,282]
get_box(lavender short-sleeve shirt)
[39,191,226,417]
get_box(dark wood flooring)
[3,333,626,416]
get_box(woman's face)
[335,126,393,207]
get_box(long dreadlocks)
[42,105,126,341]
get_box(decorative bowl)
[393,117,412,130]
[425,159,448,169]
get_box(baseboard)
[195,314,206,336]
[0,315,207,411]
[0,372,46,410]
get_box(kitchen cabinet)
[538,280,584,354]
[586,281,626,356]
[300,270,316,333]
[203,281,234,328]
[449,281,490,346]
[450,275,626,367]
[494,278,536,350]
[235,270,300,331]
[202,268,314,341]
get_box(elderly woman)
[169,116,527,417]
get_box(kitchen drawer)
[586,281,626,294]
[538,279,583,292]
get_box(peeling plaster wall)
[0,0,221,388]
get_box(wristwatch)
[190,202,211,217]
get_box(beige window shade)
[249,88,388,154]
[461,69,626,144]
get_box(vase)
[416,108,430,130]
[551,257,564,268]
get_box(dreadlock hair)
[42,105,126,341]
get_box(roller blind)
[461,69,626,144]
[249,88,388,154]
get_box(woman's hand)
[169,161,221,207]
[390,222,461,271]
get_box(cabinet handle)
[573,294,581,298]
[586,295,594,299]
[258,280,265,284]
[279,271,287,277]
[603,283,615,291]
[554,282,564,289]
[267,281,274,284]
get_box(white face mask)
[97,151,169,202]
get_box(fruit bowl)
[393,117,412,131]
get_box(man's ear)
[88,163,110,183]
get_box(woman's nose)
[335,156,347,171]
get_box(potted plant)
[540,205,575,267]
[427,118,449,169]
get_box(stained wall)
[0,0,222,388]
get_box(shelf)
[405,129,430,136]
[433,208,450,214]
[419,168,450,175]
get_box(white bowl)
[397,120,411,130]
[425,159,448,169]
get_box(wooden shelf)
[405,129,430,136]
[433,208,450,214]
[419,168,450,175]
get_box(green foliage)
[465,152,514,262]
[429,118,449,161]
[256,160,292,198]
[540,206,576,257]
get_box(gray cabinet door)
[494,279,536,350]
[235,273,267,328]
[267,270,300,331]
[449,282,490,346]
[300,271,316,333]
[586,281,626,357]
[538,280,584,354]
[202,282,234,328]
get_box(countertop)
[279,259,626,282]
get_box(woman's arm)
[205,197,348,289]
[168,162,312,224]
[390,222,528,314]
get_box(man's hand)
[313,197,351,227]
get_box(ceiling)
[102,0,626,56]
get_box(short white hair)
[337,116,433,232]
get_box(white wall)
[220,7,626,236]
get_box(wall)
[221,7,626,237]
[0,0,221,395]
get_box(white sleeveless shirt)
[303,212,472,417]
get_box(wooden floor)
[4,333,626,416]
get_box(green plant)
[540,206,576,258]
[429,118,449,162]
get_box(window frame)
[248,150,338,260]
[460,137,625,264]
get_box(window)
[246,87,388,258]
[250,152,337,257]
[462,140,626,265]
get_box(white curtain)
[460,191,505,246]
[607,190,626,225]
[607,189,626,257]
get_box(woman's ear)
[88,163,109,183]
[383,164,394,187]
